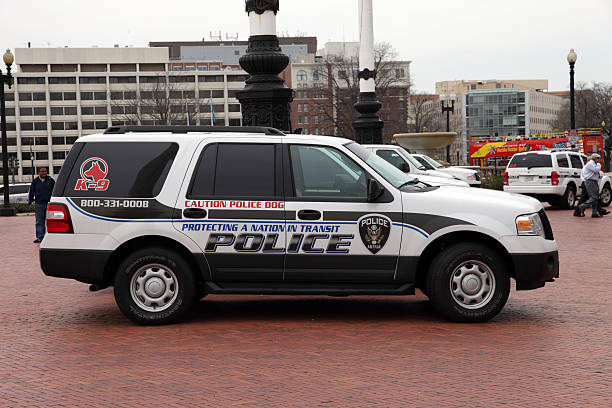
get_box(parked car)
[0,183,30,204]
[503,149,612,208]
[363,145,469,187]
[411,154,481,187]
[41,125,558,325]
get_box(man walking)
[574,154,608,218]
[28,167,55,243]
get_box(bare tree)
[408,94,444,133]
[553,81,612,130]
[315,42,411,141]
[110,75,196,126]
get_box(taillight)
[503,171,509,186]
[551,171,559,186]
[46,203,73,233]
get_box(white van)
[503,150,612,208]
[41,126,559,325]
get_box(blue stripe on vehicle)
[67,198,430,237]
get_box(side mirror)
[400,162,410,172]
[367,178,385,202]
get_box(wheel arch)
[414,231,514,291]
[103,235,210,287]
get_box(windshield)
[420,155,445,169]
[346,143,423,188]
[396,149,427,170]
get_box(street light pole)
[1,49,16,217]
[352,0,383,144]
[602,120,610,173]
[440,93,455,163]
[567,49,577,130]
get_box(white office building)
[3,47,248,182]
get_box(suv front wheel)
[425,243,510,322]
[114,247,198,325]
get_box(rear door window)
[568,154,583,169]
[188,143,278,198]
[555,154,569,168]
[508,154,552,168]
[65,142,178,197]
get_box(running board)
[204,281,415,296]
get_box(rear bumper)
[504,185,565,196]
[40,248,112,284]
[511,251,559,290]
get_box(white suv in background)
[363,145,469,187]
[411,154,481,187]
[503,150,612,209]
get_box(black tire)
[560,185,576,209]
[425,242,510,322]
[599,183,612,207]
[114,247,198,325]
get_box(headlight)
[466,174,474,180]
[516,213,545,237]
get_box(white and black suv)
[503,149,612,209]
[41,126,559,325]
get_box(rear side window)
[65,142,178,197]
[555,154,569,168]
[508,154,552,168]
[188,143,277,198]
[12,185,30,194]
[569,154,583,168]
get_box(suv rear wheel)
[114,247,197,325]
[560,185,576,209]
[600,183,612,207]
[425,242,510,322]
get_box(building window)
[313,70,321,81]
[198,66,208,71]
[395,69,405,78]
[297,70,307,81]
[172,66,182,72]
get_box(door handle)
[298,209,321,220]
[183,208,207,219]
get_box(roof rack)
[103,125,286,136]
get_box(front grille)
[538,209,554,240]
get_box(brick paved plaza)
[0,209,610,407]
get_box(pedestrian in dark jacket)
[28,167,55,243]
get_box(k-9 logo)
[358,214,391,254]
[75,157,110,191]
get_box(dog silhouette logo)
[75,157,110,191]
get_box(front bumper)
[510,250,559,290]
[40,248,112,284]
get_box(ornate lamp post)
[440,93,456,163]
[352,0,383,144]
[236,0,293,132]
[567,48,577,130]
[602,120,610,172]
[1,49,16,217]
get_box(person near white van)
[575,154,608,218]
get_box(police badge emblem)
[358,214,391,254]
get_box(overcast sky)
[3,0,611,92]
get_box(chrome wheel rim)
[450,260,496,309]
[601,188,611,204]
[130,264,178,312]
[568,190,575,206]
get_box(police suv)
[41,126,559,325]
[503,149,612,209]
